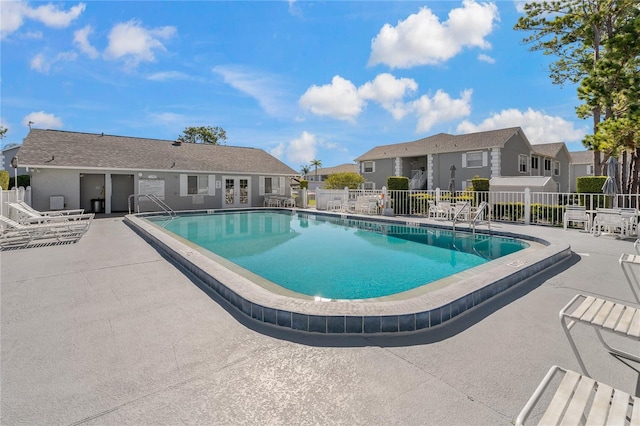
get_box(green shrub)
[387,177,409,214]
[386,176,409,190]
[8,174,30,189]
[324,172,364,189]
[471,177,489,191]
[0,170,9,189]
[576,176,607,193]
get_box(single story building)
[16,129,298,214]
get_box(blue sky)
[1,0,590,172]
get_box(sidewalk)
[1,216,638,425]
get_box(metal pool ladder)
[128,194,176,217]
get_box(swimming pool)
[147,211,529,300]
[125,209,570,334]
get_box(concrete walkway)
[1,216,638,425]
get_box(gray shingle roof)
[533,142,565,158]
[310,163,358,175]
[570,150,598,164]
[18,129,297,175]
[354,127,523,161]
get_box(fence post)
[524,187,531,225]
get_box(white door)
[224,176,250,207]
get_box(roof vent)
[173,140,182,146]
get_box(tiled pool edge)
[124,211,571,334]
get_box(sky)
[1,0,591,172]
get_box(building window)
[363,181,375,190]
[554,161,560,176]
[519,155,528,173]
[544,158,552,171]
[587,165,594,175]
[363,161,374,173]
[187,175,208,195]
[466,152,482,168]
[259,176,284,195]
[531,157,539,170]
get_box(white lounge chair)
[563,205,589,231]
[0,213,94,250]
[516,365,639,425]
[9,202,85,224]
[619,253,640,304]
[559,294,639,376]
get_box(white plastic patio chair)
[563,205,589,231]
[516,365,639,425]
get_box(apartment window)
[187,175,208,195]
[519,155,528,173]
[587,165,594,175]
[544,158,552,171]
[531,157,539,170]
[554,161,560,176]
[363,181,375,190]
[363,161,375,173]
[465,151,483,168]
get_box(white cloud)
[147,71,191,81]
[74,25,99,59]
[22,111,63,129]
[30,51,77,74]
[1,1,85,39]
[269,142,285,160]
[300,74,470,131]
[148,112,187,127]
[287,131,319,164]
[30,53,48,73]
[478,53,496,64]
[368,0,499,69]
[456,108,587,143]
[104,20,176,68]
[358,73,418,120]
[213,65,289,117]
[299,76,364,122]
[26,2,85,28]
[412,89,473,132]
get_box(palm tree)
[300,164,311,179]
[310,159,322,182]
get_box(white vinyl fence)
[313,187,640,228]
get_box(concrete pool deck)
[1,214,639,424]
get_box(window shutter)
[259,176,265,195]
[462,153,467,168]
[208,175,216,195]
[179,174,187,196]
[372,162,376,173]
[482,152,488,167]
[279,177,285,195]
[361,163,364,173]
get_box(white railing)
[312,187,640,228]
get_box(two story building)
[354,127,580,193]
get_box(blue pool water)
[148,211,528,299]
